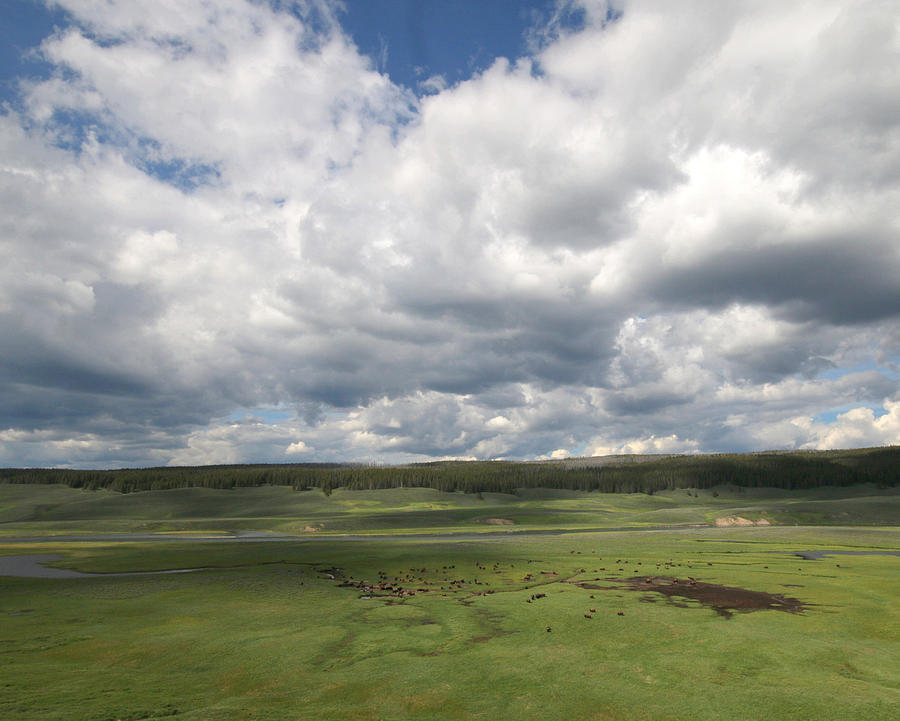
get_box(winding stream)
[0,554,207,578]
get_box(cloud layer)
[2,0,899,467]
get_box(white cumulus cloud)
[1,0,898,467]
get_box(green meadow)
[1,484,898,720]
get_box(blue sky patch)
[227,409,294,425]
[817,359,899,381]
[0,0,67,104]
[813,404,888,425]
[339,0,557,92]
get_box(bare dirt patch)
[483,518,514,525]
[576,576,806,618]
[714,516,771,527]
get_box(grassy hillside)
[1,482,897,537]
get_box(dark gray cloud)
[650,234,900,326]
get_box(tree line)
[1,446,897,495]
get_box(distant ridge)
[2,446,898,495]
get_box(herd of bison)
[323,548,808,625]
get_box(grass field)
[1,485,898,720]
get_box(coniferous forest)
[1,446,898,495]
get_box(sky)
[1,0,899,469]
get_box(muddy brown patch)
[576,577,807,619]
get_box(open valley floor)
[1,484,898,720]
